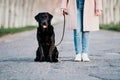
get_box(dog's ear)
[34,14,39,22]
[47,13,53,20]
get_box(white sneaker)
[74,53,82,62]
[82,54,90,62]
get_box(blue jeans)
[73,9,90,54]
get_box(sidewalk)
[0,24,120,80]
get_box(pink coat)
[61,0,102,31]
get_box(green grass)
[100,24,120,32]
[0,26,37,37]
[1,24,120,37]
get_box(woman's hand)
[95,9,102,16]
[61,8,68,15]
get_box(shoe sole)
[82,60,90,62]
[74,60,81,62]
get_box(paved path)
[0,24,120,80]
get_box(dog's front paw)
[34,56,45,62]
[34,57,40,62]
[52,59,59,62]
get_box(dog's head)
[35,12,53,29]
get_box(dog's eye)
[44,16,47,18]
[41,16,47,19]
[41,16,46,19]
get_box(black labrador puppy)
[34,12,59,62]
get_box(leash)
[56,11,68,46]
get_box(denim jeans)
[77,0,84,9]
[73,9,90,54]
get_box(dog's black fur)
[34,12,59,62]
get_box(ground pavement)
[0,24,120,80]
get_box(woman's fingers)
[61,8,68,15]
[95,10,102,16]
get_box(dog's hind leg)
[34,47,41,62]
[34,47,45,62]
[52,47,59,62]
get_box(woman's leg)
[73,9,83,55]
[82,31,90,53]
[73,30,82,55]
[82,31,90,61]
[73,9,83,61]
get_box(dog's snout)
[41,20,48,28]
[43,22,46,25]
[41,20,48,26]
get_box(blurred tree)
[0,0,120,28]
[100,0,120,24]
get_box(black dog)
[34,12,59,62]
